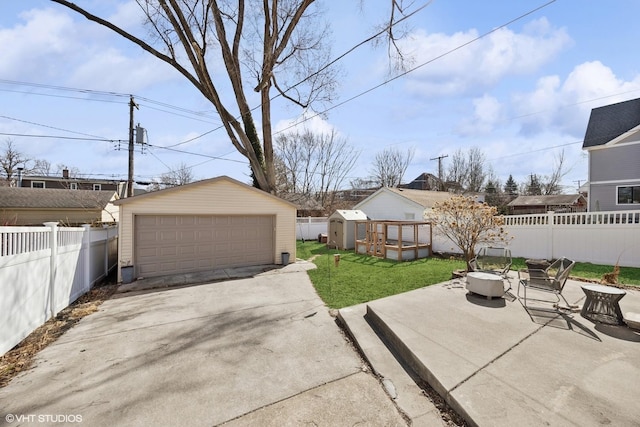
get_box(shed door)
[135,215,274,278]
[329,219,344,249]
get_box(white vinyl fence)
[1,223,118,355]
[296,217,328,241]
[432,210,640,268]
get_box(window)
[31,181,45,188]
[617,185,640,204]
[92,184,102,191]
[70,182,78,190]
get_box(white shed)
[327,210,368,250]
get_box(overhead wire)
[0,0,618,182]
[273,0,558,136]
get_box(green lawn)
[297,241,640,309]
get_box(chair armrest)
[502,260,512,275]
[519,268,558,291]
[518,268,548,280]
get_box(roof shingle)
[582,98,640,148]
[0,187,117,209]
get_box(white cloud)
[0,5,179,93]
[513,61,640,137]
[108,1,145,31]
[457,94,504,135]
[274,109,337,135]
[399,18,572,97]
[68,47,176,92]
[0,8,81,80]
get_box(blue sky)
[1,0,640,192]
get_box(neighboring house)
[278,192,324,217]
[353,187,484,220]
[507,194,587,215]
[0,187,119,226]
[16,169,122,192]
[400,173,442,191]
[113,176,297,282]
[582,97,640,211]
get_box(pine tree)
[504,175,518,195]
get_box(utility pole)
[128,96,139,197]
[430,154,448,191]
[573,180,583,192]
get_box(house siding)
[355,191,424,220]
[118,178,296,277]
[588,141,640,211]
[590,183,616,211]
[20,178,119,192]
[589,141,640,182]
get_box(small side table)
[466,272,505,300]
[580,284,626,325]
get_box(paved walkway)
[0,263,409,427]
[340,276,640,426]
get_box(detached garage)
[114,176,296,282]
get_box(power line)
[145,142,248,164]
[0,79,220,124]
[273,0,558,136]
[487,140,583,162]
[0,0,558,156]
[0,132,119,142]
[0,114,114,141]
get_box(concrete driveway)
[0,263,408,426]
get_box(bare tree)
[275,128,358,212]
[52,1,417,193]
[465,147,486,192]
[445,148,466,192]
[540,150,568,195]
[369,146,415,187]
[31,159,52,176]
[425,195,509,271]
[0,139,29,185]
[445,147,486,192]
[148,162,194,191]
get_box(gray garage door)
[135,215,274,278]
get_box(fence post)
[44,222,58,318]
[104,226,109,276]
[546,211,554,260]
[83,224,92,291]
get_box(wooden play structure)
[354,220,432,261]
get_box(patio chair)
[469,246,512,278]
[517,257,576,310]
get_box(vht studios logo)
[5,413,83,423]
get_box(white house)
[354,187,482,220]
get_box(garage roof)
[114,175,297,208]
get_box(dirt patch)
[0,282,118,388]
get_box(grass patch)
[297,241,640,309]
[298,241,464,309]
[509,258,640,285]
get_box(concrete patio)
[339,276,640,426]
